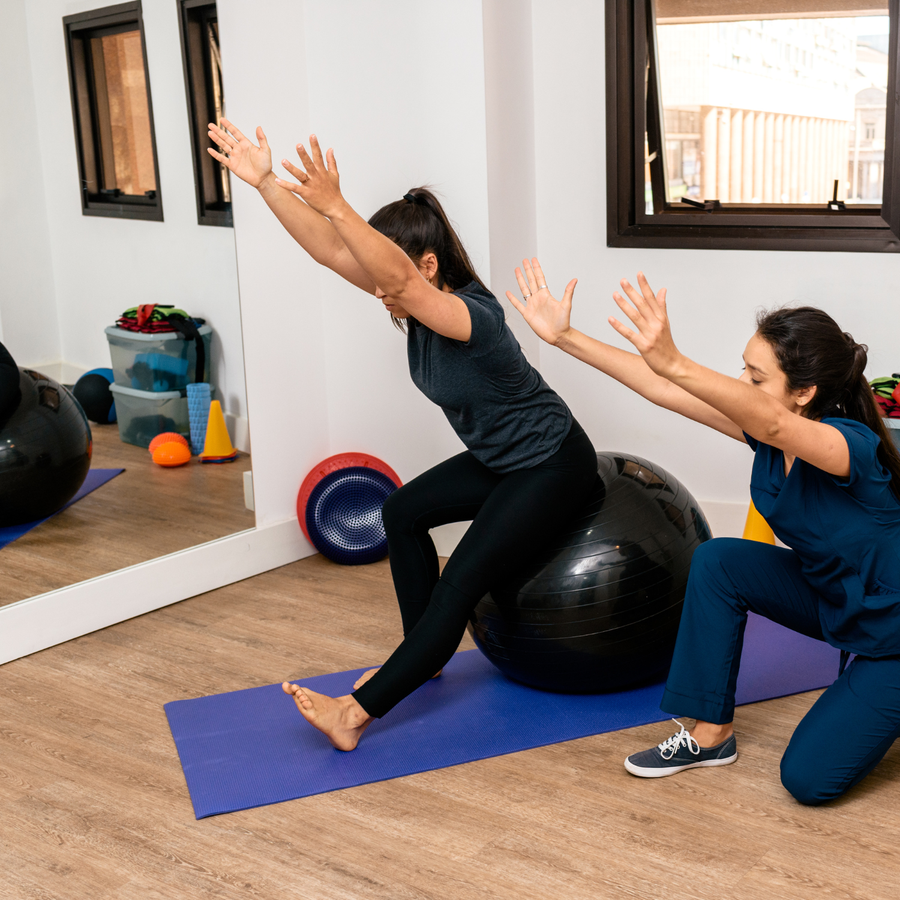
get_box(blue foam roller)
[187,382,211,456]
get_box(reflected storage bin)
[884,418,900,452]
[105,325,212,392]
[109,383,214,449]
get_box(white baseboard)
[0,517,310,665]
[225,412,251,453]
[21,360,88,385]
[701,500,749,539]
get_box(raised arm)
[609,271,850,478]
[507,259,745,442]
[273,136,472,341]
[207,120,375,293]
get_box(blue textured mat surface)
[0,468,124,550]
[165,612,840,818]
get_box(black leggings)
[352,421,598,717]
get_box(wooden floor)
[1,422,254,607]
[1,554,899,899]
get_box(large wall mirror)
[0,0,280,663]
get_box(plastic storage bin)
[105,325,212,391]
[109,383,214,449]
[884,418,900,452]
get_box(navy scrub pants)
[352,421,597,719]
[663,537,900,805]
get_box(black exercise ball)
[0,368,92,527]
[468,451,712,693]
[73,368,116,424]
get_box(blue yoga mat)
[0,468,124,550]
[165,612,840,819]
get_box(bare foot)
[352,667,444,690]
[281,683,373,751]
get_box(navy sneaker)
[624,720,738,778]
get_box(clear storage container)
[109,383,214,449]
[884,417,900,452]
[105,325,212,391]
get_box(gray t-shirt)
[407,281,572,473]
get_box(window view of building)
[652,13,889,209]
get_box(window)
[607,0,900,251]
[178,0,232,227]
[64,2,163,221]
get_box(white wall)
[0,0,61,363]
[219,0,493,540]
[2,0,248,445]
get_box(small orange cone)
[200,400,238,463]
[742,500,775,544]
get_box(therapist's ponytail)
[757,306,900,501]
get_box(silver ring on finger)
[522,292,532,301]
[538,284,548,289]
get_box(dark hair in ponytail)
[367,186,485,293]
[756,306,900,500]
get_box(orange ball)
[149,432,190,454]
[152,441,191,467]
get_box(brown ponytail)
[756,306,900,500]
[367,187,485,293]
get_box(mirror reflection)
[0,0,252,609]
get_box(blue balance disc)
[305,467,398,565]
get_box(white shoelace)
[657,719,700,760]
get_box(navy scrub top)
[747,417,900,657]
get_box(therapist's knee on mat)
[780,748,838,806]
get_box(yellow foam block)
[742,500,775,544]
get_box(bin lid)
[109,383,215,400]
[105,324,212,341]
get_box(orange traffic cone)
[200,400,238,463]
[742,500,775,544]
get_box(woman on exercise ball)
[509,259,900,805]
[208,122,597,751]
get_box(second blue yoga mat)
[165,612,840,819]
[0,468,124,550]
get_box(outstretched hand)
[274,135,345,219]
[207,119,272,188]
[506,257,577,347]
[610,273,682,378]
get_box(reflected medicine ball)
[73,368,116,424]
[467,452,712,694]
[0,368,92,527]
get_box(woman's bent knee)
[381,485,413,534]
[780,753,838,806]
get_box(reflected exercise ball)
[73,367,116,424]
[467,452,711,693]
[0,368,92,527]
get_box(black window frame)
[606,0,900,251]
[178,0,232,227]
[63,1,163,222]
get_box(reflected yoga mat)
[0,468,124,550]
[165,612,841,819]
